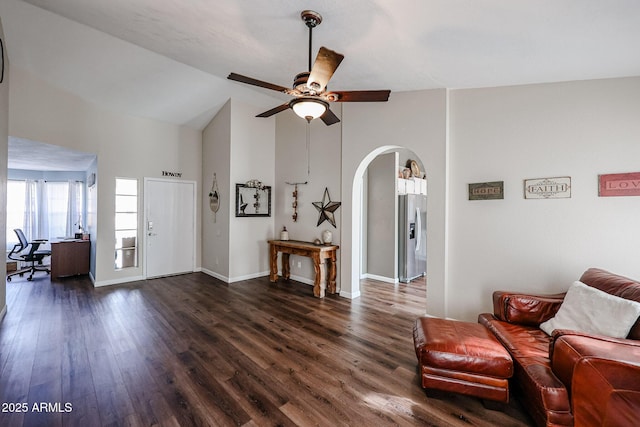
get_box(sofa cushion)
[479,313,573,426]
[580,268,640,339]
[540,281,640,338]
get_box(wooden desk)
[51,240,90,279]
[268,240,339,298]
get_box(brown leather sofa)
[478,268,640,426]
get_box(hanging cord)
[285,118,312,185]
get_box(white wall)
[202,99,277,283]
[366,152,397,281]
[341,89,449,310]
[274,107,343,287]
[227,99,275,281]
[0,18,9,320]
[202,100,231,280]
[448,77,640,320]
[9,68,202,286]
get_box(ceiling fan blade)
[307,47,344,93]
[328,90,391,102]
[320,108,340,126]
[228,72,292,94]
[256,103,290,118]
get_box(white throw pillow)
[540,280,640,338]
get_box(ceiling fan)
[228,10,391,126]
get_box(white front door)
[144,178,196,278]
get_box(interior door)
[144,178,196,278]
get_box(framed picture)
[524,176,571,199]
[235,183,271,217]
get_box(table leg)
[282,253,291,280]
[328,251,337,294]
[269,245,278,282]
[312,253,325,298]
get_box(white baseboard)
[229,271,270,283]
[340,289,361,299]
[201,268,230,283]
[93,275,146,287]
[201,268,316,288]
[201,269,271,284]
[288,274,314,286]
[363,273,399,284]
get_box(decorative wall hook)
[286,181,307,222]
[209,173,220,222]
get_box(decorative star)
[312,187,341,228]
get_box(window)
[6,179,85,249]
[115,178,138,269]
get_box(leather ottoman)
[413,317,513,403]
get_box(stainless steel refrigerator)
[398,194,427,283]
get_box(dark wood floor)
[0,272,533,426]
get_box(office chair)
[6,229,51,281]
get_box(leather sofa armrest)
[492,291,565,325]
[550,333,640,397]
[572,357,640,426]
[550,329,639,357]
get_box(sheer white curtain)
[22,180,40,241]
[46,182,68,239]
[19,180,83,242]
[66,180,84,236]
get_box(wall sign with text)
[524,176,571,199]
[599,172,640,197]
[468,181,504,200]
[162,170,183,178]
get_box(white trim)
[201,268,230,283]
[362,273,399,284]
[288,274,314,286]
[201,270,314,286]
[0,304,7,323]
[93,275,146,287]
[340,289,361,299]
[350,145,405,300]
[229,271,270,283]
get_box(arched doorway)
[349,146,427,297]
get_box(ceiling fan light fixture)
[290,97,328,122]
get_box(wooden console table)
[268,240,339,298]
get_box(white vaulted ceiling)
[2,0,640,131]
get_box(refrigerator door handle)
[415,207,421,252]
